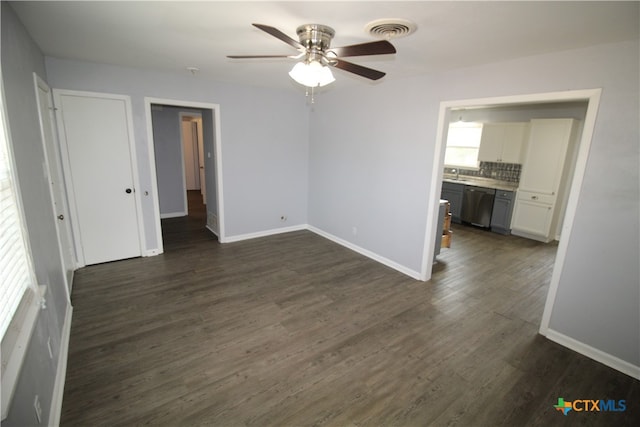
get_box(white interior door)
[34,75,76,293]
[54,90,142,266]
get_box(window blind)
[0,92,36,341]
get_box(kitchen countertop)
[442,174,518,192]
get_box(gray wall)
[1,3,70,425]
[44,57,310,244]
[308,39,639,367]
[151,105,185,216]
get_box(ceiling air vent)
[365,19,417,39]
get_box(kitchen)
[435,101,588,256]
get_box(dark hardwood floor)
[61,193,639,426]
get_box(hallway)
[161,190,216,251]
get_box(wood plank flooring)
[61,192,639,426]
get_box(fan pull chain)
[305,86,316,105]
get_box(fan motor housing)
[296,24,335,52]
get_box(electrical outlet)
[34,394,42,423]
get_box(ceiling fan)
[228,23,396,87]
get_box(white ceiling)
[10,1,640,90]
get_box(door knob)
[57,214,64,220]
[125,188,132,194]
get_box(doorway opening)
[420,89,602,337]
[145,98,224,252]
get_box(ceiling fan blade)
[331,59,386,81]
[330,40,396,57]
[252,23,303,50]
[227,55,294,59]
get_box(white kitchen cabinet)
[511,195,554,241]
[478,122,528,163]
[511,119,579,242]
[518,119,577,195]
[501,124,528,163]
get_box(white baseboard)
[307,226,422,280]
[219,224,421,280]
[49,304,73,427]
[160,211,186,219]
[221,224,307,243]
[545,328,640,380]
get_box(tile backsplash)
[445,161,521,183]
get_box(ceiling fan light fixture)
[230,23,396,87]
[289,60,335,87]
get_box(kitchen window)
[444,121,483,169]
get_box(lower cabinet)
[490,190,514,235]
[511,191,555,242]
[441,182,464,223]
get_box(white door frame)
[144,97,225,246]
[53,89,146,267]
[420,88,602,331]
[194,116,206,204]
[33,74,76,300]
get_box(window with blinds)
[0,95,36,341]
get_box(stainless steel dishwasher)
[461,186,496,228]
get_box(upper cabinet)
[478,122,529,163]
[518,119,577,195]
